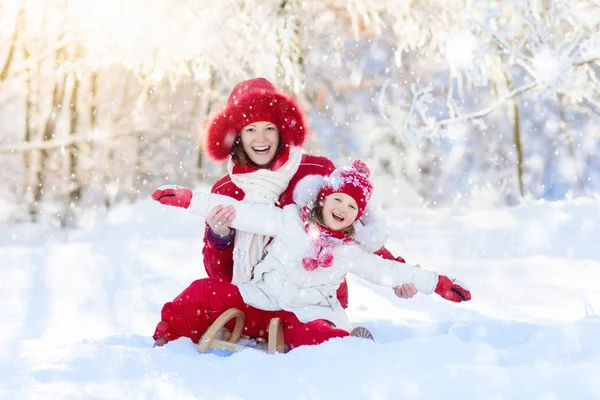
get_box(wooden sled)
[197,308,288,355]
[350,326,374,340]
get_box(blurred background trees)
[0,0,598,226]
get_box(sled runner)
[349,326,374,340]
[197,308,287,355]
[197,308,375,356]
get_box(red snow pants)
[153,278,349,350]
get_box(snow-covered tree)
[0,0,598,224]
[398,0,600,202]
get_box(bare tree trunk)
[0,2,24,82]
[90,72,97,128]
[134,131,145,202]
[557,93,585,195]
[23,48,33,206]
[32,64,68,221]
[103,71,136,210]
[195,68,217,171]
[504,71,525,198]
[512,98,524,198]
[67,74,82,224]
[130,84,155,202]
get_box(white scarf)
[227,146,303,284]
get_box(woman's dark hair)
[307,202,356,237]
[230,131,285,169]
[230,136,249,166]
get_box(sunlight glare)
[531,47,562,85]
[444,31,477,72]
[63,0,201,81]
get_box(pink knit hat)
[317,159,374,219]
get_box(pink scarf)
[300,206,352,271]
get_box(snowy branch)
[0,36,75,83]
[376,78,410,135]
[0,132,130,154]
[573,57,600,67]
[405,79,542,137]
[434,80,541,127]
[0,125,201,154]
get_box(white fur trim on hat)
[353,205,388,253]
[293,175,326,207]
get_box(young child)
[152,159,471,349]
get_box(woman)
[199,78,417,306]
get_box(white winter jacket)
[189,192,439,332]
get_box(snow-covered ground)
[2,191,600,399]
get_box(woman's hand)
[206,205,236,237]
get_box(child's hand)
[435,275,471,302]
[394,283,418,298]
[393,264,419,298]
[152,185,193,209]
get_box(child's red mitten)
[435,275,471,302]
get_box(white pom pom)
[293,175,327,207]
[353,205,388,252]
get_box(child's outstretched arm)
[347,249,438,294]
[152,185,285,238]
[344,248,471,302]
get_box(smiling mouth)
[252,146,271,154]
[332,212,345,222]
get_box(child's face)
[320,193,359,231]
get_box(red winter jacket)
[202,153,405,308]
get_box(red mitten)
[435,275,471,302]
[152,185,193,209]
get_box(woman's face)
[240,121,280,167]
[320,193,359,231]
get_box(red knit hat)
[203,78,308,161]
[318,159,374,219]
